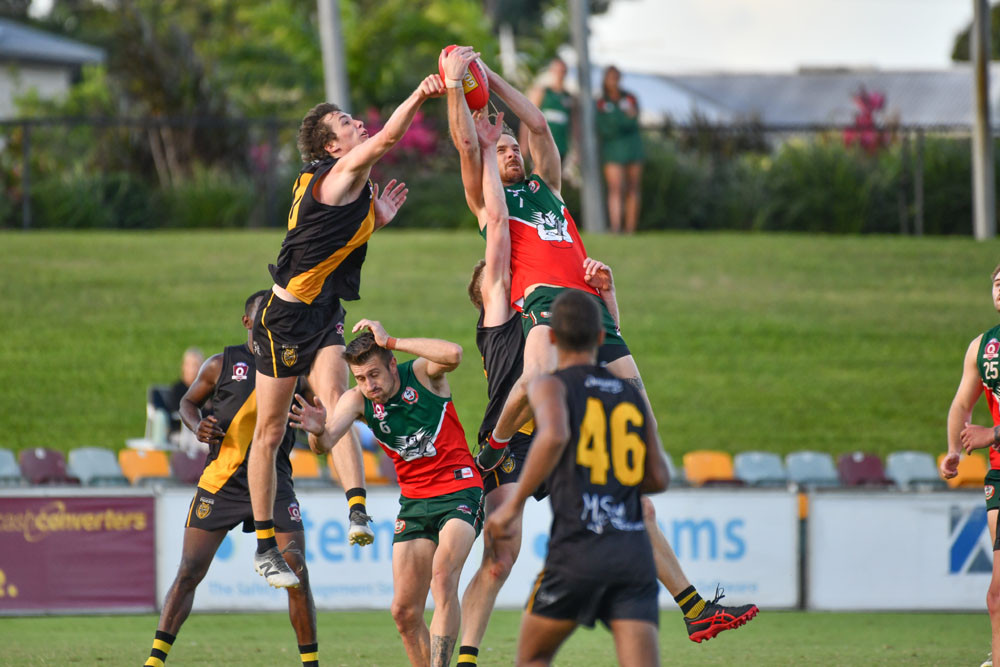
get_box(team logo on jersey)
[456,504,473,515]
[373,403,386,420]
[501,457,516,474]
[540,311,552,320]
[402,387,419,404]
[232,361,250,382]
[528,179,540,193]
[336,322,345,335]
[394,519,406,534]
[987,339,1000,361]
[253,341,261,356]
[529,209,573,247]
[281,345,298,367]
[195,497,214,520]
[393,428,438,461]
[987,485,996,501]
[288,501,302,522]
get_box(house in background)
[572,64,1000,128]
[0,17,104,120]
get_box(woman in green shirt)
[596,65,644,234]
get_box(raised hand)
[474,109,504,148]
[419,74,446,99]
[373,179,408,230]
[441,45,480,82]
[353,318,390,347]
[289,393,326,437]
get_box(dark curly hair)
[297,102,341,162]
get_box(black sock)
[255,519,277,554]
[458,645,479,665]
[346,487,367,517]
[144,630,175,666]
[299,642,318,667]
[674,585,706,619]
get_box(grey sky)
[588,0,976,73]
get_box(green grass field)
[2,229,999,460]
[0,609,989,666]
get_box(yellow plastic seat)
[938,452,988,489]
[118,449,170,484]
[682,450,735,487]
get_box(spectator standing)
[596,65,644,234]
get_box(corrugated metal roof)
[0,18,104,66]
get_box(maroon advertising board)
[0,495,156,613]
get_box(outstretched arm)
[482,61,562,194]
[485,375,568,541]
[289,389,364,456]
[322,75,445,203]
[443,46,486,217]
[477,110,513,327]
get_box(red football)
[438,44,490,110]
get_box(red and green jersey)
[362,360,482,498]
[977,325,1000,470]
[503,174,599,310]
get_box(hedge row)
[2,133,986,234]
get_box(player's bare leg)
[428,519,477,667]
[308,346,372,545]
[489,325,557,446]
[156,527,227,631]
[461,484,524,649]
[515,613,577,667]
[604,162,625,234]
[986,509,1000,663]
[640,497,689,596]
[624,161,643,235]
[248,372,299,587]
[276,530,317,661]
[609,618,659,667]
[391,537,436,666]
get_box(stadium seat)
[363,450,390,485]
[118,448,171,485]
[836,451,892,487]
[785,451,840,488]
[67,447,129,486]
[682,450,740,487]
[19,448,80,485]
[734,451,788,487]
[0,448,24,486]
[171,449,207,485]
[886,451,947,490]
[938,452,989,489]
[292,448,336,489]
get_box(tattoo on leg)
[623,376,645,393]
[431,635,456,667]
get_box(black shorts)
[526,568,659,628]
[521,287,631,365]
[185,487,303,533]
[482,432,549,500]
[253,292,346,378]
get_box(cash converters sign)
[0,496,155,613]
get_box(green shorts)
[521,286,630,364]
[393,487,484,544]
[986,470,1000,512]
[601,135,644,165]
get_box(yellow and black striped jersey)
[269,158,375,305]
[198,344,295,499]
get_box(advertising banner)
[808,491,986,610]
[157,487,798,611]
[0,493,156,613]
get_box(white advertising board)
[156,487,798,611]
[807,491,987,610]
